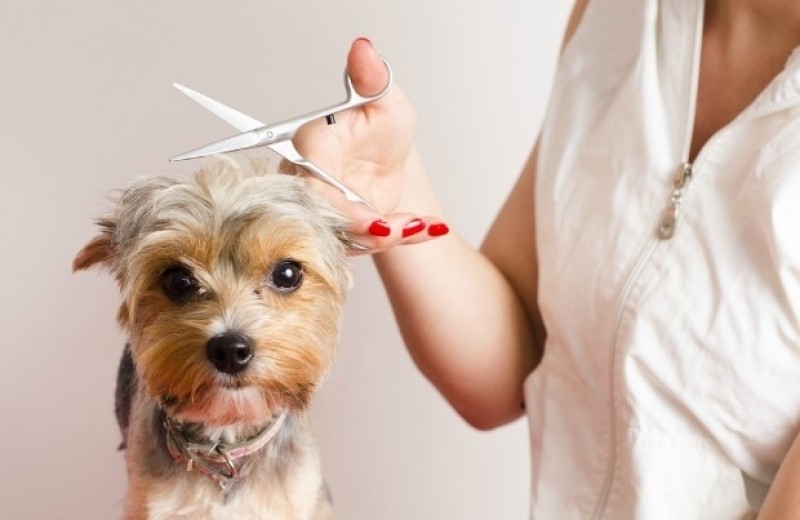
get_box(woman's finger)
[345,214,450,255]
[347,38,389,97]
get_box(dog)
[74,159,351,519]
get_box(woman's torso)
[529,0,800,517]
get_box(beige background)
[0,2,571,519]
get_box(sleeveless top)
[528,0,800,517]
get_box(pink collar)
[164,411,287,491]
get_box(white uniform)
[528,0,800,517]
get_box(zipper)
[589,161,693,518]
[588,162,694,518]
[588,235,658,520]
[656,162,694,240]
[589,2,705,517]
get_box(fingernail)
[428,223,450,237]
[355,37,374,48]
[402,219,426,238]
[368,220,391,237]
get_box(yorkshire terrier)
[74,159,351,519]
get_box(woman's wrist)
[391,148,445,217]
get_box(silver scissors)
[171,59,393,208]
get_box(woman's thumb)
[346,38,388,97]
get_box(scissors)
[171,59,394,208]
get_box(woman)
[292,0,800,517]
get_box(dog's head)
[74,160,351,427]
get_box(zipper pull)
[657,162,693,240]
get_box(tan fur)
[75,159,350,519]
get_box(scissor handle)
[261,58,393,143]
[342,57,394,107]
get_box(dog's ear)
[73,176,176,273]
[73,219,116,272]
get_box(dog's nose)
[206,333,254,375]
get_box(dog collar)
[164,411,287,491]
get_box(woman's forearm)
[373,152,537,430]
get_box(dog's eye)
[269,260,303,293]
[160,266,200,304]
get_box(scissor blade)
[171,130,265,161]
[173,83,264,132]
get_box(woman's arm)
[372,0,592,429]
[758,430,800,518]
[373,150,539,429]
[294,0,591,430]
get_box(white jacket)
[528,0,800,517]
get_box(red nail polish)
[402,219,426,238]
[428,223,449,237]
[368,220,391,237]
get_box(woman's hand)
[289,38,449,253]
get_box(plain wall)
[0,2,571,519]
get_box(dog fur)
[74,159,351,519]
